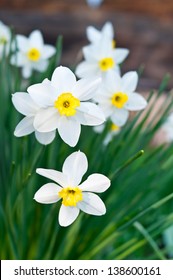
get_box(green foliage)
[0,35,173,260]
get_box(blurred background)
[0,0,173,90]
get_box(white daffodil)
[27,66,105,147]
[11,30,56,78]
[75,35,129,79]
[12,85,56,145]
[0,21,11,59]
[95,71,147,126]
[86,22,114,44]
[34,151,111,227]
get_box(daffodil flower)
[34,151,111,227]
[95,71,147,126]
[86,21,114,44]
[75,35,129,79]
[11,30,56,78]
[0,21,11,59]
[12,82,56,145]
[27,66,105,147]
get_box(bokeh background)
[0,0,173,89]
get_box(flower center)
[111,92,128,109]
[58,187,83,207]
[27,48,41,61]
[0,36,7,45]
[110,123,120,131]
[54,92,80,117]
[99,57,114,71]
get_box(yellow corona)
[58,187,83,207]
[54,93,80,116]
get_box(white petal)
[36,168,68,187]
[98,103,114,118]
[29,30,44,49]
[22,66,32,78]
[83,45,100,61]
[125,93,147,111]
[12,92,39,116]
[111,108,129,126]
[73,77,101,101]
[75,61,99,79]
[102,22,114,39]
[34,107,59,132]
[113,48,129,64]
[28,82,56,107]
[98,36,113,57]
[59,205,80,227]
[35,130,56,145]
[10,52,27,67]
[32,60,48,72]
[76,102,105,126]
[16,35,28,52]
[62,151,88,186]
[104,71,122,93]
[51,66,76,92]
[79,174,111,193]
[122,71,138,93]
[57,117,81,147]
[78,192,106,215]
[42,45,56,59]
[34,183,61,204]
[14,116,34,137]
[86,26,101,43]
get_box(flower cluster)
[75,22,147,143]
[9,21,148,227]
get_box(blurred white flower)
[0,21,11,59]
[86,0,103,8]
[162,113,173,142]
[27,66,105,147]
[86,22,114,45]
[12,84,56,145]
[11,30,56,78]
[75,35,129,79]
[104,123,120,145]
[34,151,111,227]
[95,71,147,126]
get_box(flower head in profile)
[95,71,147,126]
[11,30,56,78]
[75,35,129,79]
[12,82,56,145]
[0,21,11,59]
[86,21,114,45]
[27,66,105,147]
[34,151,111,227]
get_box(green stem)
[110,150,144,180]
